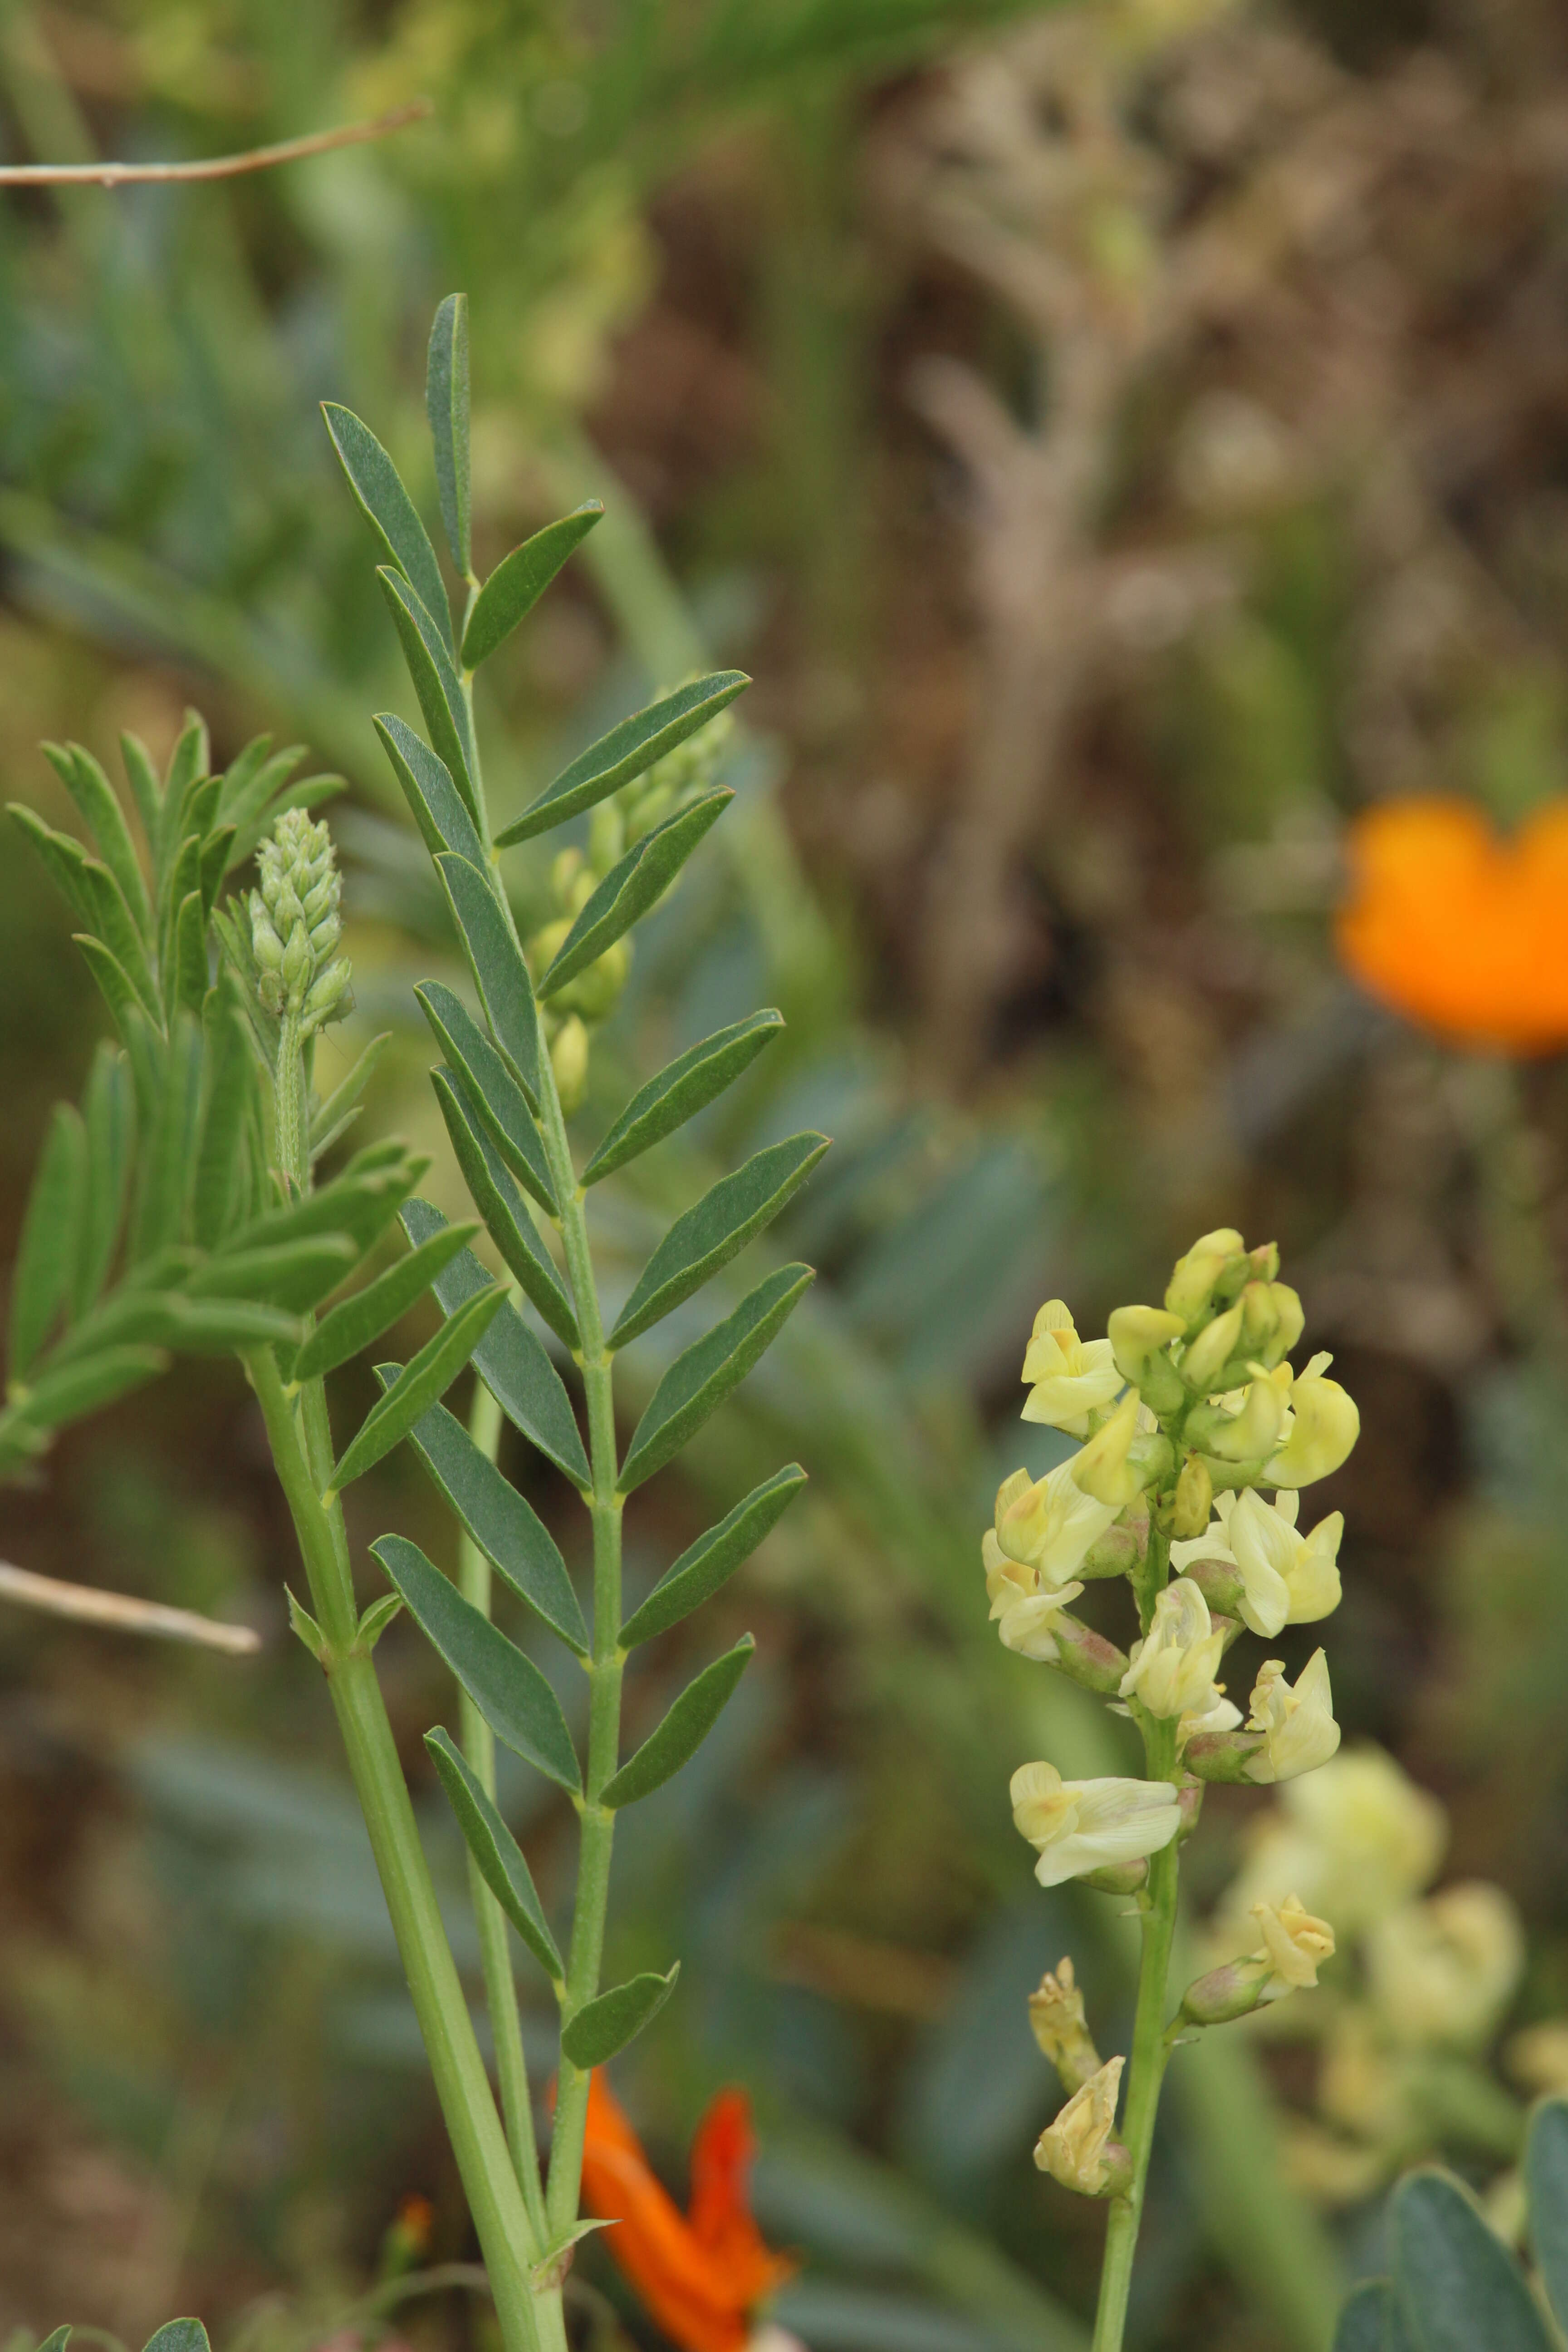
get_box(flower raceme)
[1337,794,1568,1054]
[579,2073,796,2352]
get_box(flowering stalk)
[996,1233,1360,2352]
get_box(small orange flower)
[1336,796,1568,1054]
[580,2073,795,2352]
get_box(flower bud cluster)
[250,809,352,1034]
[995,1232,1366,2198]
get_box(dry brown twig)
[0,1558,260,1653]
[0,97,431,186]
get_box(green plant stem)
[460,1367,549,2241]
[1091,1517,1180,2352]
[1091,1817,1179,2352]
[248,1346,542,2352]
[252,1015,543,2352]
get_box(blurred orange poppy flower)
[580,2072,795,2352]
[1336,796,1568,1053]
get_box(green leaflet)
[310,1032,392,1165]
[618,1264,813,1494]
[620,1464,806,1646]
[402,1201,590,1487]
[130,1014,203,1261]
[382,1381,587,1652]
[611,1132,828,1347]
[8,1104,87,1376]
[330,1283,504,1493]
[461,503,604,672]
[495,671,747,846]
[323,402,454,654]
[191,990,252,1251]
[235,1141,426,1258]
[119,731,162,854]
[42,741,151,937]
[434,853,545,1107]
[1333,2284,1412,2352]
[601,1637,755,1808]
[141,2323,211,2352]
[9,808,162,1024]
[372,1535,580,1793]
[75,1044,134,1317]
[59,1291,302,1358]
[373,714,486,869]
[1390,2170,1551,2352]
[431,1067,578,1348]
[426,294,473,578]
[582,1009,784,1186]
[159,833,203,1014]
[9,1345,168,1433]
[539,791,731,999]
[293,1222,480,1382]
[187,1235,359,1313]
[74,934,148,1043]
[378,569,479,822]
[171,888,208,1016]
[1528,2098,1568,2329]
[560,1965,679,2070]
[425,1726,563,1980]
[33,2327,72,2352]
[416,981,556,1213]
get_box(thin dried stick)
[0,1558,260,1652]
[0,98,431,186]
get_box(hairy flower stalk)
[986,1252,1359,2352]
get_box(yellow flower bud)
[1171,1454,1213,1541]
[1251,1893,1336,1994]
[1189,1372,1288,1465]
[550,1015,590,1114]
[993,1462,1118,1587]
[1106,1305,1186,1410]
[1070,1387,1143,1508]
[1165,1228,1245,1329]
[982,1530,1085,1661]
[1180,1303,1245,1395]
[1033,2057,1130,2198]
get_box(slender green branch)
[459,1367,549,2240]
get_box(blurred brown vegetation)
[5,0,1568,2345]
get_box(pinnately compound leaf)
[374,715,486,869]
[539,792,731,999]
[8,1103,87,1377]
[620,1465,806,1646]
[1526,2098,1568,2331]
[323,403,453,654]
[76,1044,134,1314]
[416,982,556,1213]
[581,1009,784,1186]
[461,504,603,672]
[43,742,151,937]
[617,1264,813,1494]
[560,1965,679,2070]
[372,1534,580,1793]
[495,672,747,846]
[431,1068,578,1347]
[385,1382,587,1652]
[435,854,545,1109]
[610,1132,828,1347]
[426,294,472,578]
[292,1220,481,1381]
[330,1283,504,1493]
[377,570,479,821]
[425,1726,563,1979]
[1391,2169,1553,2352]
[601,1638,755,1808]
[402,1201,590,1487]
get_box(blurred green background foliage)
[4,0,1568,2344]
